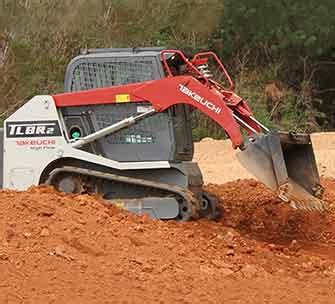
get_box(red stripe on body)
[52,82,151,107]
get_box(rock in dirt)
[54,245,74,261]
[220,229,238,244]
[211,259,232,269]
[40,227,50,237]
[226,249,235,256]
[0,252,9,261]
[289,240,301,252]
[240,264,263,279]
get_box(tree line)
[0,0,334,136]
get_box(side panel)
[3,96,66,190]
[3,96,171,190]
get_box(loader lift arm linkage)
[52,49,325,212]
[54,50,265,149]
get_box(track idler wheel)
[177,198,196,221]
[199,192,221,220]
[53,173,83,194]
[50,172,97,195]
[178,200,193,222]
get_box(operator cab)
[63,47,194,163]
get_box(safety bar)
[160,50,210,86]
[71,109,155,148]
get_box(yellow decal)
[115,201,125,209]
[116,94,130,103]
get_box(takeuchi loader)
[1,48,325,220]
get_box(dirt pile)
[1,179,335,303]
[312,132,335,177]
[194,132,335,184]
[194,137,253,184]
[1,132,335,303]
[207,178,335,244]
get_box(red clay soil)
[1,179,335,303]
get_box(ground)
[0,133,335,303]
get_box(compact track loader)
[0,48,325,220]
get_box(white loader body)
[3,96,170,190]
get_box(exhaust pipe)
[236,131,326,212]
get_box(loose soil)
[1,133,335,303]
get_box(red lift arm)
[53,50,263,148]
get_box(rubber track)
[45,166,201,220]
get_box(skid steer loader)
[0,47,325,220]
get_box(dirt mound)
[194,132,335,184]
[194,137,253,184]
[207,178,335,251]
[1,181,335,303]
[1,132,335,303]
[312,132,335,177]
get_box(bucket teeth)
[281,180,326,212]
[288,198,326,212]
[289,201,298,210]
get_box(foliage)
[215,0,335,59]
[0,0,334,138]
[0,0,223,113]
[214,0,335,132]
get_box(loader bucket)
[236,131,326,211]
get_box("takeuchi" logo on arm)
[178,84,222,114]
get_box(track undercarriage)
[44,162,219,221]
